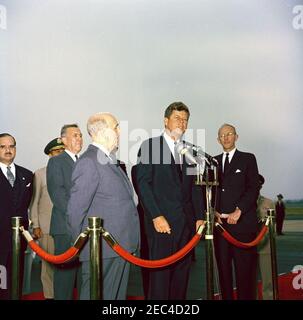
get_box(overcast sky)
[0,0,302,200]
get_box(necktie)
[223,152,230,173]
[75,154,78,161]
[7,166,15,187]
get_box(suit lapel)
[224,150,240,177]
[91,145,134,197]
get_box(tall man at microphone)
[214,124,259,300]
[132,102,204,300]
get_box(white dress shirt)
[222,148,236,172]
[0,161,16,179]
[163,131,181,162]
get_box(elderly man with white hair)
[67,112,140,300]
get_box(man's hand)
[153,216,171,234]
[227,208,242,225]
[33,227,43,239]
[196,220,205,232]
[215,211,223,224]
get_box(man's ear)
[164,117,168,128]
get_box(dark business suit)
[67,145,140,300]
[133,136,204,300]
[0,164,33,300]
[214,149,259,300]
[46,151,81,300]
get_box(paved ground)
[284,220,303,232]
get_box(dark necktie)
[75,154,78,161]
[7,166,15,187]
[223,152,230,173]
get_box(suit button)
[222,189,225,192]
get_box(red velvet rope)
[28,240,79,264]
[112,233,202,268]
[217,224,268,249]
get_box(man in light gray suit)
[67,112,140,300]
[47,124,83,300]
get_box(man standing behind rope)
[30,138,65,300]
[133,102,204,300]
[0,133,33,300]
[214,124,259,300]
[67,112,140,300]
[256,174,275,300]
[47,124,83,300]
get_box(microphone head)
[175,142,187,155]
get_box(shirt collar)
[0,162,16,177]
[91,142,112,159]
[64,150,79,162]
[223,148,236,161]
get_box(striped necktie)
[7,166,15,187]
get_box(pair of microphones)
[175,142,218,167]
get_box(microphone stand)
[195,160,218,300]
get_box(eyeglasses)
[219,132,235,139]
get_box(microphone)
[175,142,200,165]
[184,143,218,167]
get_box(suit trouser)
[276,214,285,234]
[214,230,258,300]
[53,235,81,300]
[80,257,130,300]
[39,234,55,299]
[147,223,192,300]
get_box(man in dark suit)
[67,112,140,300]
[0,133,33,300]
[214,123,259,300]
[133,102,204,300]
[47,124,83,300]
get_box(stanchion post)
[11,216,22,300]
[267,209,279,300]
[196,165,217,300]
[89,217,102,300]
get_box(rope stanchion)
[215,217,269,249]
[20,227,88,264]
[102,224,205,268]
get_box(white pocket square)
[235,169,241,173]
[26,183,31,187]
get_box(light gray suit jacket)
[47,151,75,236]
[30,166,53,234]
[67,144,140,261]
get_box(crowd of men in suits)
[0,102,281,300]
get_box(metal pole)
[11,216,22,300]
[88,217,102,300]
[205,185,214,300]
[267,209,279,300]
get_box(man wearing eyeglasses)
[214,124,259,300]
[0,133,33,300]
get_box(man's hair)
[60,124,79,137]
[164,102,190,119]
[87,113,111,137]
[218,123,237,136]
[0,133,16,146]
